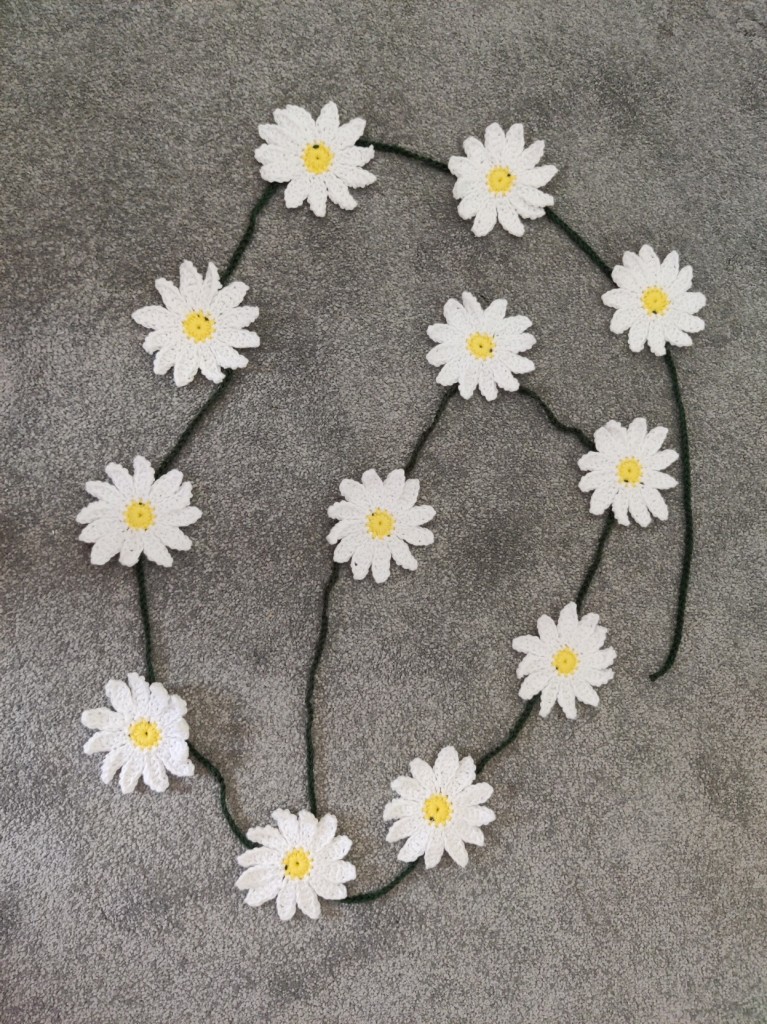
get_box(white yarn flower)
[81,673,194,794]
[132,260,260,387]
[236,810,356,921]
[255,102,375,217]
[77,455,201,567]
[427,291,536,400]
[327,468,435,583]
[601,245,706,356]
[383,746,495,869]
[578,417,678,527]
[448,122,557,237]
[512,602,616,719]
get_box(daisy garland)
[77,106,699,919]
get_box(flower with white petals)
[77,455,201,567]
[236,810,356,921]
[132,260,260,387]
[427,291,535,400]
[327,468,435,583]
[81,673,194,793]
[448,122,557,237]
[255,102,375,217]
[578,417,678,527]
[601,245,706,356]
[512,602,616,719]
[383,746,494,868]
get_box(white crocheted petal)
[100,745,130,784]
[326,177,356,210]
[557,685,578,720]
[370,545,392,584]
[628,321,650,352]
[572,679,600,707]
[295,881,321,920]
[316,859,356,886]
[627,490,652,527]
[390,775,427,800]
[409,757,436,791]
[318,835,352,863]
[127,672,150,710]
[511,633,545,656]
[154,278,186,315]
[335,118,367,149]
[276,882,297,921]
[142,752,169,792]
[454,782,492,807]
[397,525,433,547]
[539,682,560,717]
[497,204,524,236]
[272,808,300,845]
[83,730,122,754]
[643,487,670,521]
[104,679,134,715]
[132,305,175,331]
[471,203,498,237]
[245,825,286,851]
[397,828,429,863]
[309,875,346,902]
[389,537,417,571]
[535,613,559,647]
[81,707,122,732]
[118,752,144,794]
[423,830,446,869]
[337,166,376,188]
[433,746,460,788]
[140,535,172,567]
[644,469,678,490]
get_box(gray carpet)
[3,2,766,1021]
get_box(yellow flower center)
[641,287,670,316]
[283,848,312,880]
[302,142,334,174]
[466,332,496,361]
[124,500,156,530]
[423,794,453,827]
[367,508,396,540]
[182,310,216,343]
[128,718,162,749]
[617,457,643,485]
[552,647,579,676]
[486,165,516,194]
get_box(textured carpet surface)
[2,2,766,1022]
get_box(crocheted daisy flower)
[236,810,356,921]
[601,245,706,356]
[427,291,536,400]
[76,455,201,567]
[327,468,435,583]
[512,602,616,719]
[448,122,557,237]
[132,260,260,387]
[81,673,194,794]
[383,746,495,868]
[255,102,375,217]
[578,417,678,527]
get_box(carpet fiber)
[2,1,766,1021]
